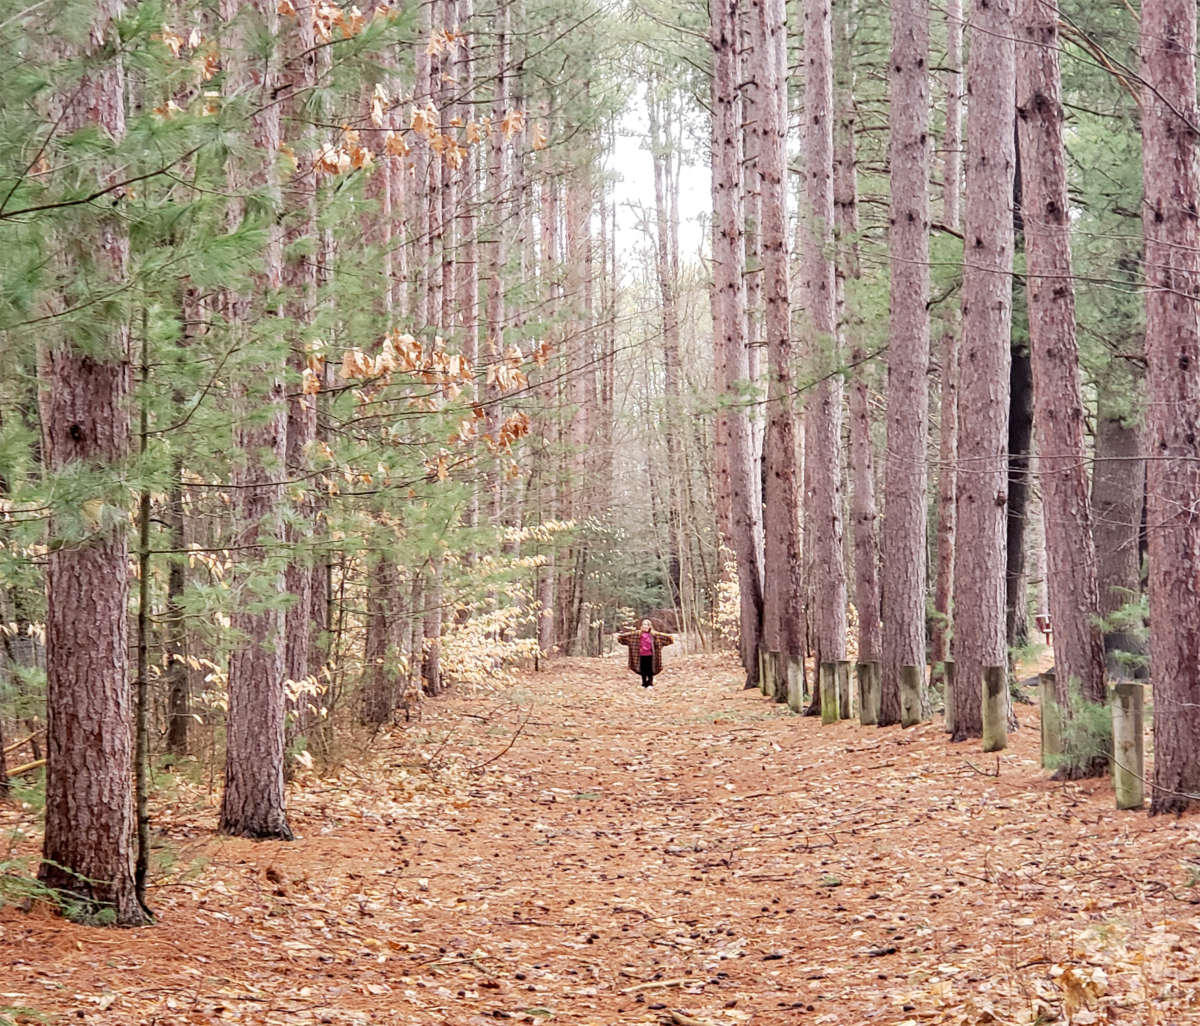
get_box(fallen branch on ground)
[620,977,705,994]
[3,729,43,757]
[667,1010,722,1026]
[468,706,533,773]
[5,758,46,777]
[963,756,1000,777]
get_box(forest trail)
[3,653,1200,1026]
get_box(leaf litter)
[2,652,1200,1025]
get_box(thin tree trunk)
[134,322,152,910]
[711,0,764,684]
[422,558,444,694]
[164,457,190,755]
[1006,341,1034,648]
[1015,0,1107,777]
[649,80,685,610]
[759,0,803,665]
[801,0,847,667]
[836,0,879,671]
[281,0,319,748]
[880,0,931,725]
[1140,0,1200,814]
[951,0,1015,741]
[363,558,400,725]
[931,0,963,681]
[219,0,293,840]
[484,0,509,525]
[1091,371,1146,678]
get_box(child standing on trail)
[616,619,674,688]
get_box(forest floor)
[3,652,1200,1026]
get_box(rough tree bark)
[649,78,685,611]
[1014,0,1107,776]
[880,0,931,725]
[951,0,1014,741]
[931,0,963,682]
[362,558,402,724]
[1090,367,1146,678]
[836,0,880,673]
[219,0,293,840]
[536,166,559,658]
[1006,342,1034,648]
[711,0,764,685]
[37,0,149,924]
[1140,0,1200,814]
[801,0,847,668]
[759,0,803,670]
[282,0,320,743]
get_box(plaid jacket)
[616,629,673,676]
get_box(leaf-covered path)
[3,652,1200,1025]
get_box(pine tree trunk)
[1005,342,1033,647]
[165,459,190,755]
[1014,0,1107,772]
[219,0,292,840]
[742,0,766,564]
[880,0,931,725]
[37,0,147,924]
[759,0,803,663]
[951,0,1015,741]
[836,0,880,671]
[536,166,559,658]
[931,0,963,680]
[711,0,765,684]
[422,558,445,694]
[801,0,847,666]
[0,712,7,799]
[363,559,401,725]
[649,80,685,610]
[281,0,319,743]
[1091,374,1146,678]
[484,0,509,525]
[1140,0,1200,814]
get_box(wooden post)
[786,655,805,711]
[1112,682,1144,810]
[1039,670,1063,769]
[837,660,852,719]
[858,661,880,725]
[943,659,955,734]
[981,665,1008,752]
[900,664,923,727]
[760,648,776,697]
[772,652,788,703]
[820,662,839,724]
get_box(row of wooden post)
[759,652,1148,812]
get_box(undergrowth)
[1046,682,1113,779]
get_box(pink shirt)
[639,632,654,656]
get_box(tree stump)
[900,665,923,727]
[1039,670,1063,769]
[820,662,839,725]
[837,660,852,719]
[858,661,880,725]
[1112,682,1144,810]
[981,665,1008,752]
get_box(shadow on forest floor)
[2,650,1199,1025]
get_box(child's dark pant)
[639,655,654,687]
